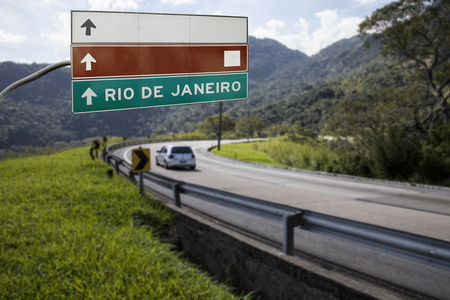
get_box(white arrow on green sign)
[72,73,248,114]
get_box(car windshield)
[171,146,193,154]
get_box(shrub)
[370,126,422,180]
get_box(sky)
[0,0,392,63]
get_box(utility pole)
[218,102,223,151]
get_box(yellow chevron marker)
[132,148,150,172]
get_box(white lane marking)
[123,148,132,164]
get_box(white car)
[155,145,196,170]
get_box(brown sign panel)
[71,45,248,79]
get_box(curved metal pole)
[0,60,71,104]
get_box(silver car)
[155,145,196,170]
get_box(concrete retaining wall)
[169,205,399,300]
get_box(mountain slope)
[0,35,389,151]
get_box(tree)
[325,87,427,179]
[359,0,450,127]
[269,124,289,137]
[200,114,235,137]
[235,116,265,138]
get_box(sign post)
[131,147,150,195]
[71,11,248,114]
[91,139,101,160]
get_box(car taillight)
[168,154,174,159]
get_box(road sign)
[92,139,101,150]
[71,11,247,44]
[81,19,96,36]
[71,45,248,79]
[72,73,247,114]
[71,11,248,114]
[132,148,150,172]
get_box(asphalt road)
[119,139,450,242]
[113,139,450,298]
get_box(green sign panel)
[72,73,248,114]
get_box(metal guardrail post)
[139,173,144,195]
[283,213,304,255]
[115,160,122,174]
[172,183,182,207]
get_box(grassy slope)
[212,140,339,173]
[211,142,285,167]
[0,147,247,299]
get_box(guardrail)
[102,140,450,269]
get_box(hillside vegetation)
[213,1,450,186]
[0,148,248,299]
[1,1,449,183]
[0,35,392,153]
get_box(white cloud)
[253,20,285,40]
[0,30,26,44]
[40,12,70,45]
[252,9,363,56]
[353,0,379,4]
[0,0,393,63]
[336,16,363,39]
[36,11,71,61]
[88,0,142,10]
[161,0,195,5]
[88,0,114,10]
[353,0,392,7]
[112,0,141,9]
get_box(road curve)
[117,139,450,242]
[112,139,450,298]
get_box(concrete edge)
[161,195,418,300]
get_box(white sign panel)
[71,11,248,44]
[224,50,241,67]
[189,16,248,44]
[72,12,139,43]
[138,14,190,43]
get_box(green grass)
[260,138,339,172]
[0,148,248,299]
[212,139,339,173]
[211,142,285,167]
